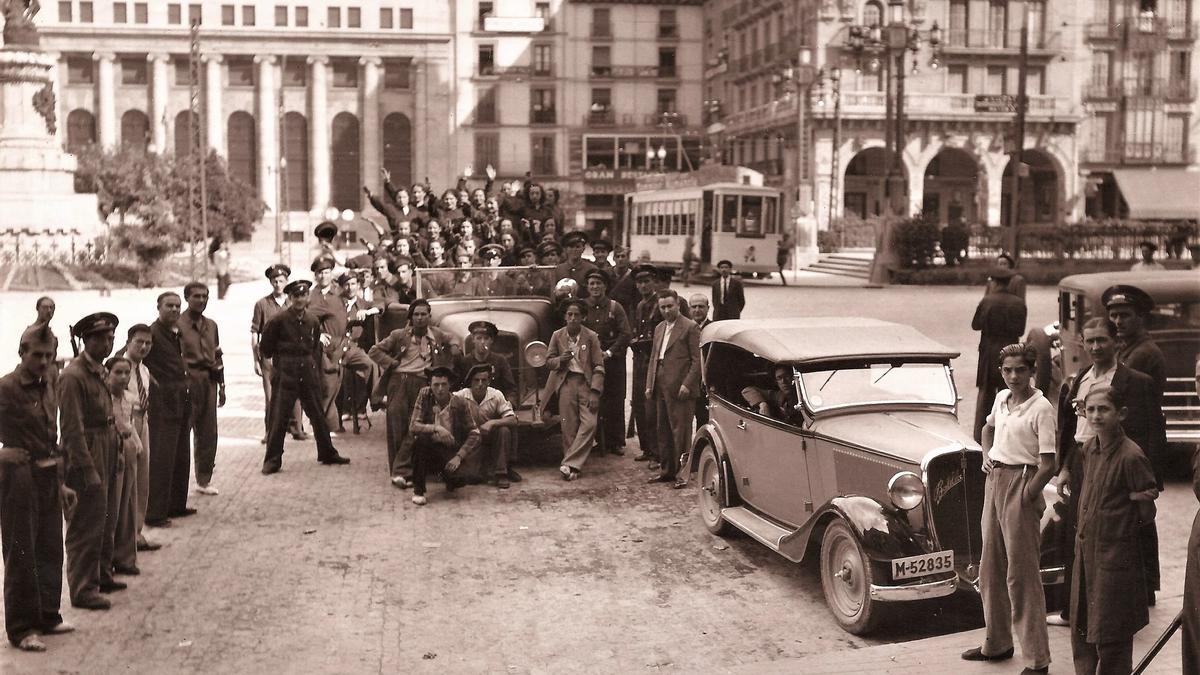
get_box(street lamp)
[816,66,843,236]
[773,46,819,217]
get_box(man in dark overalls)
[582,269,631,456]
[58,312,122,609]
[259,280,350,474]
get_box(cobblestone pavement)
[0,280,1191,673]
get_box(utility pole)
[1007,0,1030,260]
[187,20,201,280]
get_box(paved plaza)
[0,280,1190,673]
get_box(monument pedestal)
[0,49,101,243]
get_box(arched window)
[66,109,96,153]
[282,111,310,211]
[227,110,258,190]
[330,111,361,211]
[174,110,197,158]
[863,0,883,27]
[382,112,412,190]
[120,110,150,153]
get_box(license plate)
[892,551,954,580]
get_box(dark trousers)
[65,432,119,603]
[216,273,231,299]
[654,382,695,481]
[385,373,427,478]
[147,408,191,522]
[264,364,338,467]
[1,463,64,645]
[410,436,462,497]
[597,354,626,451]
[477,426,513,478]
[189,372,218,486]
[319,353,342,431]
[1071,565,1134,675]
[631,352,657,456]
[112,438,139,570]
[261,358,304,437]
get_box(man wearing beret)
[406,365,481,505]
[541,298,606,481]
[630,264,663,463]
[259,280,350,473]
[555,231,599,288]
[0,323,79,649]
[455,363,520,488]
[59,313,123,609]
[583,269,632,455]
[971,267,1027,441]
[252,265,307,443]
[177,282,225,497]
[309,256,348,432]
[369,299,461,487]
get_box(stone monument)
[0,1,103,248]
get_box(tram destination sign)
[974,95,1016,113]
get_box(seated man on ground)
[454,364,521,489]
[741,364,803,426]
[406,365,481,506]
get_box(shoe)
[647,475,671,484]
[506,469,523,483]
[610,446,626,456]
[291,431,309,441]
[391,476,412,489]
[560,465,572,481]
[113,565,140,576]
[1021,668,1049,674]
[196,484,219,496]
[672,479,688,489]
[72,595,111,611]
[633,453,652,462]
[169,508,198,518]
[648,461,661,471]
[43,621,76,635]
[137,539,161,551]
[496,475,510,489]
[411,495,427,506]
[960,647,1014,662]
[261,462,281,475]
[1046,613,1069,627]
[17,634,46,652]
[144,518,172,528]
[99,580,128,593]
[320,454,350,465]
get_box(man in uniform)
[591,239,614,275]
[1105,284,1167,399]
[251,264,307,443]
[406,365,481,506]
[971,267,1027,441]
[582,269,632,455]
[309,256,348,432]
[0,323,79,649]
[455,321,517,405]
[532,241,562,296]
[608,245,638,320]
[455,363,520,489]
[143,292,193,527]
[711,260,745,321]
[259,280,350,474]
[554,231,598,287]
[369,299,460,487]
[178,282,225,497]
[630,264,662,464]
[59,312,123,609]
[541,298,606,481]
[312,220,346,273]
[646,290,701,489]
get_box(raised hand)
[486,164,496,180]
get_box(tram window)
[742,195,763,235]
[703,191,714,233]
[763,196,778,234]
[687,212,696,236]
[721,194,739,232]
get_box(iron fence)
[0,231,107,267]
[967,222,1199,261]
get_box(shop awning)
[1111,169,1200,220]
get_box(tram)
[624,166,784,276]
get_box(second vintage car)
[689,317,1066,634]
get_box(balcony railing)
[1167,20,1198,39]
[1084,143,1194,164]
[1085,21,1121,39]
[1166,78,1195,100]
[647,111,687,127]
[816,91,1076,118]
[657,64,677,78]
[943,29,1058,50]
[658,23,679,39]
[591,22,612,39]
[584,109,616,126]
[530,108,556,124]
[1083,81,1119,99]
[590,65,676,79]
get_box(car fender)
[689,422,737,506]
[782,496,935,564]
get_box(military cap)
[1102,284,1155,314]
[284,279,313,296]
[716,259,734,269]
[426,364,458,381]
[590,239,613,253]
[479,243,506,260]
[633,263,658,280]
[561,231,588,248]
[464,362,494,383]
[585,268,611,286]
[1138,240,1159,252]
[468,320,499,338]
[516,245,537,259]
[988,266,1016,281]
[265,264,292,280]
[73,312,119,338]
[314,221,339,240]
[311,256,336,273]
[559,297,588,316]
[537,241,563,258]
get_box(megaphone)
[523,341,549,368]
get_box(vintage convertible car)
[688,317,1065,634]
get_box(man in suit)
[971,267,1027,441]
[540,298,605,481]
[1054,316,1166,621]
[646,290,702,489]
[688,294,712,425]
[711,259,745,321]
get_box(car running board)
[721,507,806,563]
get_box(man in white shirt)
[455,364,519,489]
[117,325,159,557]
[962,343,1055,674]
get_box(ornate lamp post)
[772,47,819,217]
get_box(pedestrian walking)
[258,280,350,473]
[540,298,606,481]
[178,282,225,497]
[971,267,1027,441]
[59,312,123,609]
[119,324,159,552]
[143,292,194,526]
[1068,385,1158,675]
[212,238,232,299]
[711,260,745,321]
[630,264,661,464]
[0,323,78,650]
[776,230,793,286]
[582,269,632,456]
[454,363,520,489]
[406,365,480,506]
[251,264,308,443]
[105,356,140,577]
[645,290,701,489]
[961,343,1054,675]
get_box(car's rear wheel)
[697,445,732,536]
[820,519,881,635]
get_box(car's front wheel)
[820,519,881,635]
[697,445,732,536]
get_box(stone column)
[360,56,382,195]
[255,55,279,211]
[308,55,330,212]
[93,51,116,149]
[412,60,425,187]
[984,155,1005,227]
[203,54,224,155]
[149,53,170,153]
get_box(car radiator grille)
[926,451,985,565]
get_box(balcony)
[1085,21,1121,40]
[1167,20,1198,40]
[591,22,613,40]
[1082,143,1194,164]
[530,108,556,125]
[1126,16,1169,49]
[1166,79,1195,100]
[585,109,616,127]
[657,23,679,40]
[590,65,677,79]
[657,64,678,78]
[942,29,1060,52]
[646,111,687,127]
[1083,81,1119,99]
[476,65,546,80]
[809,91,1076,120]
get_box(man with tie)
[711,260,745,321]
[688,293,712,425]
[178,282,225,497]
[645,290,702,489]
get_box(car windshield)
[798,362,955,412]
[417,266,557,300]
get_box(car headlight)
[888,471,925,511]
